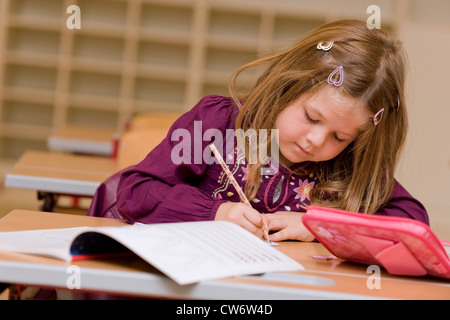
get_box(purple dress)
[116,95,429,225]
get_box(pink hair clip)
[317,41,334,51]
[327,66,344,87]
[373,108,385,126]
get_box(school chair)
[115,127,169,170]
[111,112,179,158]
[125,112,180,132]
[86,166,126,219]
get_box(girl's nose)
[306,127,327,148]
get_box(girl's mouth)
[296,143,311,156]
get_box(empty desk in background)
[47,125,118,157]
[4,150,117,211]
[46,116,177,157]
[0,209,448,300]
[6,125,172,211]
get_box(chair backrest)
[127,113,180,132]
[86,166,128,219]
[116,128,169,170]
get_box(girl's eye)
[305,109,346,143]
[305,111,319,124]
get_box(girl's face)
[274,86,370,167]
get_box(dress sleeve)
[375,179,429,225]
[116,95,235,224]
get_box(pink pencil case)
[302,206,450,279]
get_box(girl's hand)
[266,211,315,242]
[215,202,268,239]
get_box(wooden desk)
[0,210,448,300]
[47,125,117,157]
[6,124,169,210]
[4,150,117,210]
[5,150,116,196]
[6,127,170,211]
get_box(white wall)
[397,22,450,239]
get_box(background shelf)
[0,0,405,159]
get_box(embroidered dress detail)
[294,179,315,202]
[212,148,243,198]
[272,175,284,203]
[264,172,292,212]
[241,164,250,181]
[211,146,319,213]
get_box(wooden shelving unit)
[0,0,402,159]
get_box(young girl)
[115,20,429,242]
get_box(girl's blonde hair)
[230,20,408,214]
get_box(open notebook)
[0,220,303,285]
[303,206,450,279]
